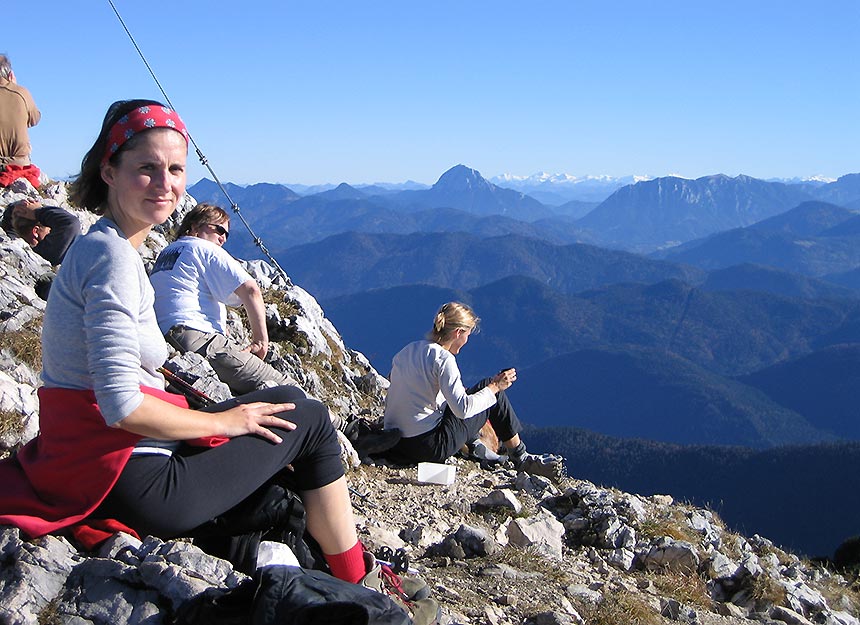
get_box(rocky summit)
[1,178,858,625]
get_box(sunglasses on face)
[208,223,229,239]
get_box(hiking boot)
[469,439,505,463]
[408,597,442,625]
[514,452,567,483]
[359,551,430,601]
[359,552,439,624]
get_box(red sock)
[324,541,366,583]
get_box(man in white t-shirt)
[151,203,296,395]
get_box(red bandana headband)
[102,105,189,164]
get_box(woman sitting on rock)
[0,99,383,590]
[382,301,564,479]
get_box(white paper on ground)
[256,540,301,568]
[417,462,456,485]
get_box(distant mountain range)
[489,172,647,205]
[274,231,703,299]
[701,263,860,301]
[577,174,816,251]
[195,165,594,258]
[184,166,860,559]
[193,167,860,260]
[508,345,831,448]
[656,201,860,278]
[738,343,860,439]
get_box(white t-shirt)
[150,236,252,335]
[383,340,496,438]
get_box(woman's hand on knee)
[218,402,297,444]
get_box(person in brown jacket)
[0,54,41,167]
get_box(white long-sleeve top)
[383,340,496,438]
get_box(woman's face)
[447,326,472,355]
[101,128,187,232]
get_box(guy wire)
[106,0,291,283]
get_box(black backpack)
[190,474,324,575]
[171,565,413,625]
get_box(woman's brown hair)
[68,99,165,213]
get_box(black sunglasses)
[208,223,229,240]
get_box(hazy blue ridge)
[576,174,816,251]
[506,345,832,448]
[323,275,860,381]
[274,231,704,299]
[738,343,860,439]
[655,201,860,277]
[701,263,860,301]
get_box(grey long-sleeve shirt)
[41,218,167,425]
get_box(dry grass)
[494,545,571,585]
[649,569,714,611]
[638,508,700,545]
[814,566,860,614]
[37,598,62,625]
[749,573,787,606]
[0,316,43,370]
[0,409,26,442]
[262,289,301,320]
[576,589,661,625]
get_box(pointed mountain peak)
[433,164,493,191]
[318,182,365,200]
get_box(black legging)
[384,378,523,465]
[94,386,343,538]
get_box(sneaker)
[469,439,505,463]
[359,552,440,624]
[514,452,567,483]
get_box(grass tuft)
[0,316,43,370]
[638,508,700,544]
[37,598,62,625]
[576,589,661,625]
[0,409,26,442]
[749,573,787,606]
[649,569,713,610]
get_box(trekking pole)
[348,486,368,500]
[158,366,215,407]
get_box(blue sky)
[5,1,858,186]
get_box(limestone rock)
[507,509,565,561]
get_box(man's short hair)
[10,212,38,239]
[176,203,230,239]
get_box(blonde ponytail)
[427,302,480,343]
